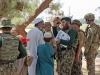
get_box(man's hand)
[53,46,57,50]
[56,38,60,44]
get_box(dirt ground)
[54,50,100,75]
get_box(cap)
[0,18,15,28]
[44,22,52,27]
[20,36,30,44]
[61,17,71,21]
[33,18,43,25]
[61,17,71,23]
[72,19,82,26]
[44,32,52,38]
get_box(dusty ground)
[54,50,100,75]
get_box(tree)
[0,0,38,19]
[0,0,62,37]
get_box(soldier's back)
[0,33,19,75]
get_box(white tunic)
[26,27,44,75]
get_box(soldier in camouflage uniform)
[84,13,99,75]
[56,17,78,75]
[0,18,27,75]
[71,19,84,75]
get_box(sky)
[38,0,100,20]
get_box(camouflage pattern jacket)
[84,24,99,54]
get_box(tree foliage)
[0,0,62,37]
[47,1,62,15]
[0,0,62,24]
[0,0,38,18]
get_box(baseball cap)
[20,36,30,44]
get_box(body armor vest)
[0,34,19,62]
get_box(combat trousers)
[55,47,61,75]
[60,49,75,75]
[71,52,83,75]
[0,62,18,75]
[56,59,61,75]
[85,53,97,75]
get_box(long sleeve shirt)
[60,28,78,46]
[36,43,54,75]
[26,27,45,75]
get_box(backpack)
[95,25,100,43]
[0,34,19,62]
[85,24,100,47]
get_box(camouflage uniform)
[0,18,27,75]
[60,48,75,75]
[0,62,18,75]
[71,30,84,75]
[59,26,78,75]
[84,13,99,75]
[52,17,61,75]
[71,20,84,75]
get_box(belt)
[67,47,73,50]
[58,47,75,51]
[60,47,66,50]
[58,46,66,51]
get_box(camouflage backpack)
[0,34,19,62]
[95,24,100,44]
[85,24,100,44]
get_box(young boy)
[36,32,54,75]
[17,36,33,75]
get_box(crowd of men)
[0,12,99,75]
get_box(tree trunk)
[12,0,52,37]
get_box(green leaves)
[0,0,38,19]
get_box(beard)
[62,24,69,31]
[40,27,44,31]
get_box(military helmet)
[72,19,82,26]
[84,13,95,20]
[0,18,14,28]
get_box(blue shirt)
[36,43,54,75]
